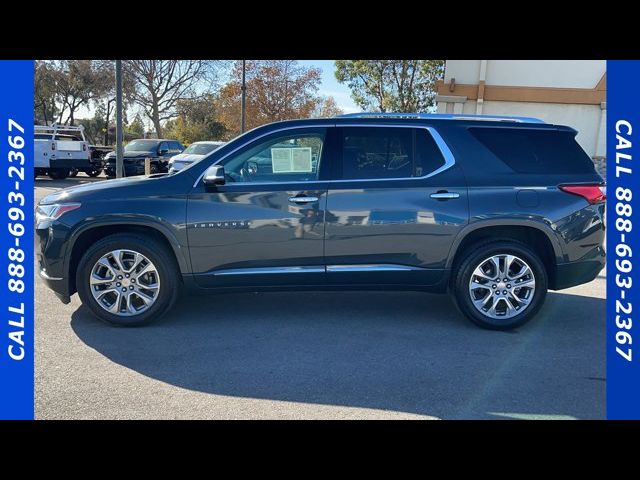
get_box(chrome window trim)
[193,123,456,187]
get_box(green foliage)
[163,94,226,144]
[335,60,445,113]
[126,114,145,138]
[35,61,59,125]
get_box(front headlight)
[35,203,81,223]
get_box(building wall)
[436,60,607,170]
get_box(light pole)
[241,60,246,133]
[115,60,124,178]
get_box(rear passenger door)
[324,125,468,286]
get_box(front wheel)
[452,240,548,330]
[76,233,181,326]
[85,168,102,177]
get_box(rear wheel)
[68,168,79,177]
[452,240,548,330]
[48,168,70,180]
[76,233,180,326]
[86,168,102,177]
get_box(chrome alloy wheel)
[89,249,160,316]
[468,254,536,320]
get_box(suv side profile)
[36,114,606,330]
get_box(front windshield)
[125,140,158,152]
[183,143,222,155]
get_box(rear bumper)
[552,245,606,290]
[50,158,91,169]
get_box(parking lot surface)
[35,176,606,420]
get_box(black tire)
[48,168,70,180]
[452,240,548,330]
[68,169,79,177]
[86,169,101,177]
[76,233,181,326]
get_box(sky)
[298,60,360,113]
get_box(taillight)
[83,144,87,151]
[51,142,56,151]
[559,184,606,204]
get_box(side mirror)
[158,148,169,155]
[203,165,225,186]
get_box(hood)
[39,174,168,205]
[171,153,206,162]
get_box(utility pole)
[241,60,246,133]
[115,60,124,178]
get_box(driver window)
[222,129,325,183]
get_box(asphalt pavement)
[34,175,606,419]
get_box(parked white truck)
[35,124,91,179]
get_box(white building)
[436,60,606,162]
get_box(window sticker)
[271,147,313,173]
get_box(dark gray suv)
[36,113,606,330]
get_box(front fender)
[64,214,191,281]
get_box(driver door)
[186,127,332,288]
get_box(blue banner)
[0,60,34,420]
[607,60,640,419]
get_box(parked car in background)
[69,145,114,178]
[35,124,91,179]
[168,141,225,173]
[103,139,184,177]
[36,113,606,330]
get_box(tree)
[314,96,343,118]
[163,93,226,144]
[123,60,213,137]
[126,114,145,138]
[49,60,113,125]
[217,60,323,138]
[335,60,445,112]
[35,60,112,125]
[34,61,59,125]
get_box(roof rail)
[35,124,86,131]
[337,112,546,124]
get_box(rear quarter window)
[469,127,596,174]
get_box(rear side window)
[469,127,595,174]
[415,129,446,177]
[338,127,445,180]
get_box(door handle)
[289,196,319,204]
[430,191,460,200]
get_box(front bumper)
[104,163,147,176]
[36,219,73,303]
[38,266,71,303]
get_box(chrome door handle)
[430,192,460,200]
[289,196,319,204]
